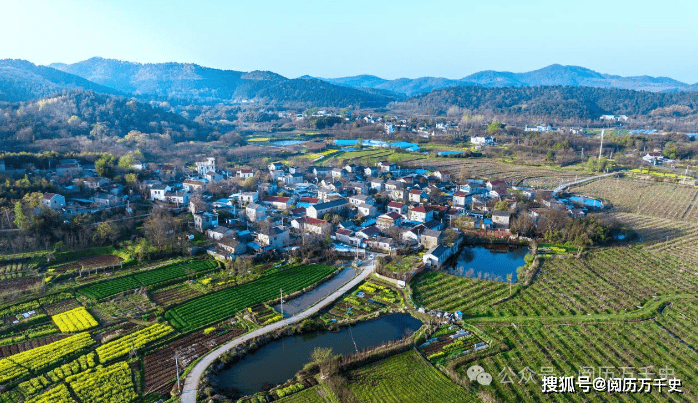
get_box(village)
[22,150,609,276]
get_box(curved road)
[180,264,373,403]
[552,171,621,195]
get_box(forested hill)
[50,58,398,107]
[0,59,120,102]
[0,90,211,143]
[393,85,698,119]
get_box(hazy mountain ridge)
[322,64,698,95]
[50,58,396,106]
[0,59,121,102]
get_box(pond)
[568,195,604,208]
[273,267,356,317]
[447,244,528,282]
[270,140,304,146]
[215,313,422,396]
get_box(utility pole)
[280,288,283,317]
[174,352,182,393]
[598,129,605,161]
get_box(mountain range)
[318,64,698,96]
[1,57,697,108]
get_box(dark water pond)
[215,313,422,396]
[447,244,528,282]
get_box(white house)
[239,192,259,204]
[357,203,377,217]
[196,157,216,177]
[150,184,171,201]
[236,169,255,179]
[470,136,495,146]
[42,193,66,210]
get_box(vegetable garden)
[165,264,337,331]
[77,259,218,300]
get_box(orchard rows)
[475,321,697,402]
[414,248,698,319]
[573,177,698,222]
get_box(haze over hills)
[48,57,397,107]
[320,64,698,95]
[0,59,120,102]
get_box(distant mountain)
[0,59,120,102]
[393,85,698,120]
[51,58,397,107]
[321,64,698,95]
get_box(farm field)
[142,326,246,396]
[347,349,477,403]
[165,264,337,331]
[322,280,404,324]
[656,299,698,352]
[0,332,94,384]
[276,386,331,403]
[77,259,218,300]
[51,306,98,332]
[96,323,173,363]
[612,212,698,265]
[413,247,698,319]
[470,321,697,403]
[404,157,589,185]
[572,177,698,221]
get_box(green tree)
[486,120,503,135]
[95,154,115,177]
[494,201,510,211]
[13,201,28,230]
[118,154,136,170]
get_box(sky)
[3,0,698,83]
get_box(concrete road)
[552,171,621,195]
[180,264,373,403]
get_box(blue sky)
[3,0,698,82]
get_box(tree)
[13,201,28,230]
[486,120,503,135]
[94,222,118,245]
[118,154,136,170]
[442,228,459,247]
[144,209,180,252]
[311,347,336,379]
[90,123,107,141]
[95,154,115,177]
[22,192,44,209]
[494,201,510,211]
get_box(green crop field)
[470,321,696,402]
[165,264,337,331]
[77,260,218,300]
[348,349,477,403]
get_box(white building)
[42,193,66,210]
[196,157,216,177]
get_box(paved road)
[552,171,621,195]
[180,264,373,403]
